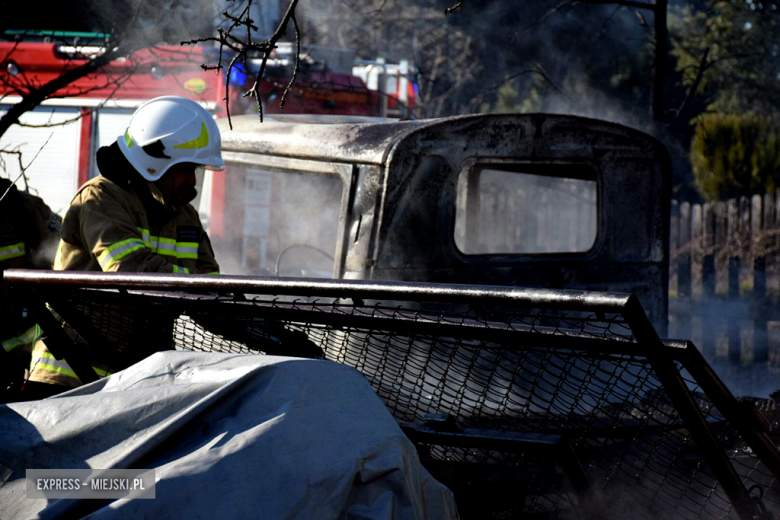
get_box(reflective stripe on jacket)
[2,324,42,353]
[28,340,112,388]
[0,241,24,261]
[28,175,219,386]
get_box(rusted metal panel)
[218,114,422,165]
[372,114,670,331]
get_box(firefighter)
[25,96,223,395]
[0,177,61,401]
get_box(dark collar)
[96,143,178,230]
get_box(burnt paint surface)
[219,113,671,332]
[361,114,671,332]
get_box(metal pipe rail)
[4,269,634,312]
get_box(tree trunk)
[651,0,668,127]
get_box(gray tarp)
[0,351,458,519]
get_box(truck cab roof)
[217,112,666,165]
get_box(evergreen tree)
[691,113,780,200]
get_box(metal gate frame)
[6,268,780,519]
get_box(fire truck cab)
[205,113,671,330]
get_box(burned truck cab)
[207,113,670,330]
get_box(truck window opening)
[224,164,343,278]
[454,166,598,255]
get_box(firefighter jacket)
[28,143,219,387]
[0,178,61,389]
[51,173,219,274]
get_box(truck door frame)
[221,151,357,278]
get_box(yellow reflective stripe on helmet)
[98,238,147,270]
[124,129,134,148]
[2,324,42,352]
[0,241,25,261]
[173,122,209,149]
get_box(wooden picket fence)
[670,194,780,395]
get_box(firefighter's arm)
[182,205,220,275]
[75,186,189,273]
[18,191,62,269]
[196,234,220,274]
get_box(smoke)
[672,311,780,399]
[506,2,653,130]
[455,167,598,255]
[33,232,60,269]
[87,0,220,48]
[1,0,220,47]
[293,0,659,129]
[201,165,342,277]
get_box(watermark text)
[26,469,156,499]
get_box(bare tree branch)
[465,64,568,112]
[0,149,23,187]
[0,132,52,201]
[0,44,133,139]
[279,14,301,110]
[595,4,624,42]
[0,38,22,67]
[672,47,710,121]
[364,0,392,20]
[535,0,577,29]
[443,1,463,15]
[634,9,649,29]
[576,0,656,11]
[13,71,135,129]
[184,0,302,127]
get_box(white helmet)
[117,96,224,182]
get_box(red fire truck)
[254,43,422,119]
[0,38,410,217]
[0,41,241,215]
